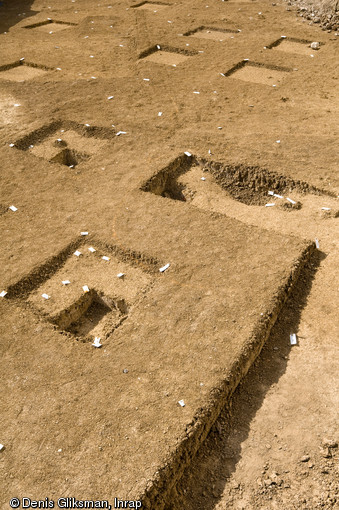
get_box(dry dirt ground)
[0,0,338,509]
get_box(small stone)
[321,447,332,458]
[264,478,273,487]
[322,439,338,449]
[301,455,310,462]
[310,42,320,49]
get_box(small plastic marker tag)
[117,273,125,278]
[315,238,320,249]
[321,207,331,211]
[286,197,296,204]
[268,191,274,196]
[9,143,15,147]
[290,333,297,345]
[92,337,102,348]
[74,250,82,256]
[62,280,71,285]
[159,263,170,273]
[201,177,206,181]
[143,78,150,81]
[42,293,50,300]
[9,205,18,211]
[88,247,96,253]
[273,194,283,199]
[193,91,200,94]
[116,131,127,136]
[80,232,88,236]
[158,112,163,116]
[178,400,185,407]
[265,203,275,207]
[108,96,114,100]
[157,45,161,49]
[102,256,110,261]
[82,285,90,292]
[184,151,192,157]
[0,291,7,298]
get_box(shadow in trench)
[165,249,326,510]
[0,1,38,34]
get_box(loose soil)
[0,0,338,509]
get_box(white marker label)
[290,333,297,345]
[159,263,170,273]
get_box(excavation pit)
[141,154,325,207]
[9,242,157,343]
[0,61,49,82]
[267,36,317,56]
[140,47,193,66]
[224,60,292,86]
[55,290,128,341]
[132,1,171,10]
[13,121,116,166]
[184,26,240,41]
[23,19,77,33]
[49,148,90,167]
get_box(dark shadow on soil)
[0,1,38,34]
[165,249,326,510]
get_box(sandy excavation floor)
[0,0,338,509]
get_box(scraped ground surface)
[0,1,338,509]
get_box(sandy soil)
[0,0,338,509]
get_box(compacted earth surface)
[0,0,338,509]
